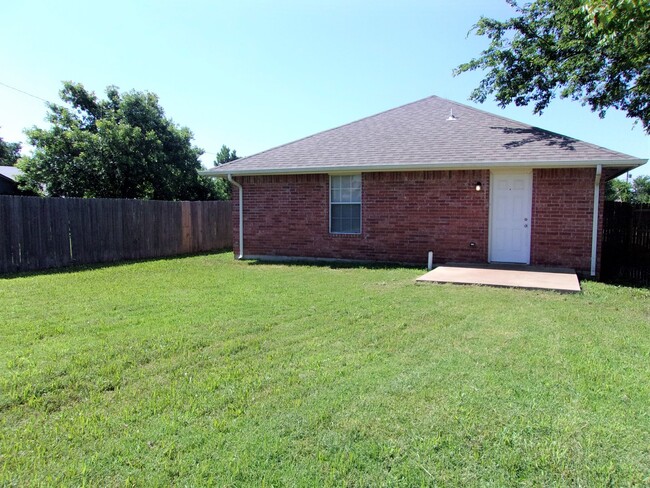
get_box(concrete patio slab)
[416,264,581,292]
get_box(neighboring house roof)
[0,165,22,182]
[204,96,646,176]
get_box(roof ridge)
[443,98,641,160]
[215,95,441,170]
[205,95,646,176]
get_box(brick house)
[204,96,645,277]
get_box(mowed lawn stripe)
[1,252,649,485]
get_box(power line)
[0,80,224,157]
[0,80,51,103]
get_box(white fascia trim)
[201,158,645,177]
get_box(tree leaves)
[0,133,21,166]
[214,145,238,166]
[455,0,650,132]
[20,82,225,200]
[606,175,650,203]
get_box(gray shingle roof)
[204,96,645,176]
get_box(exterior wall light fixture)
[475,182,482,191]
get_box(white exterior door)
[489,170,532,264]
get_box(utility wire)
[0,80,51,103]
[0,80,221,156]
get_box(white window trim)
[329,174,362,235]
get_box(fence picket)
[0,196,232,274]
[602,201,650,285]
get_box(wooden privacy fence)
[0,196,232,274]
[601,201,650,286]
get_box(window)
[330,174,361,234]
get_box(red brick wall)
[232,170,490,265]
[231,168,604,273]
[530,167,606,275]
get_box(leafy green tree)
[455,0,650,132]
[606,178,633,202]
[201,173,230,201]
[0,134,21,166]
[208,144,239,200]
[214,145,238,165]
[606,175,650,203]
[631,175,650,203]
[19,82,224,200]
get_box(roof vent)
[446,109,457,121]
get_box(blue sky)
[1,0,647,177]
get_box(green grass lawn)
[1,252,649,486]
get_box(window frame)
[329,174,362,235]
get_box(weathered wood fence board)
[602,201,650,286]
[0,196,232,274]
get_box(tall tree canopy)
[634,175,650,203]
[20,82,224,200]
[0,133,21,166]
[606,175,650,203]
[455,0,650,132]
[214,145,238,166]
[207,144,239,200]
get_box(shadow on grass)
[0,248,234,280]
[599,277,650,290]
[246,257,423,271]
[600,263,650,290]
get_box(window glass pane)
[330,175,361,233]
[350,175,361,190]
[331,175,361,203]
[348,218,360,234]
[331,203,361,233]
[349,204,361,221]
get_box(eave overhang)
[201,158,646,178]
